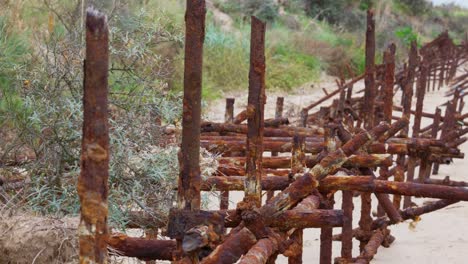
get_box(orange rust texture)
[362,9,376,129]
[107,234,176,261]
[355,229,389,263]
[238,237,279,264]
[220,98,235,210]
[178,0,206,211]
[201,121,325,137]
[245,16,266,207]
[201,227,257,264]
[260,123,390,221]
[268,97,285,201]
[288,134,306,264]
[78,8,109,264]
[341,190,353,261]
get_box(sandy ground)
[204,75,468,263]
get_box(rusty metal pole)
[426,107,441,179]
[244,16,266,207]
[320,125,336,264]
[397,41,418,209]
[362,9,376,129]
[220,98,235,210]
[289,134,306,264]
[78,8,109,264]
[178,0,205,210]
[404,55,427,208]
[268,97,284,202]
[178,0,206,261]
[341,190,353,261]
[358,9,376,252]
[377,44,395,217]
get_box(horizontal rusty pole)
[202,140,459,156]
[217,154,393,169]
[320,176,468,201]
[201,227,257,264]
[202,176,468,201]
[107,234,175,260]
[201,121,324,136]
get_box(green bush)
[2,5,183,229]
[394,0,432,16]
[395,26,419,47]
[217,0,279,23]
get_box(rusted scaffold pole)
[77,8,110,264]
[359,8,376,252]
[220,98,235,210]
[267,97,284,201]
[244,16,266,207]
[397,41,418,209]
[177,0,206,260]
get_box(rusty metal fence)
[78,3,468,264]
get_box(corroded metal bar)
[244,16,266,207]
[268,97,284,201]
[289,134,306,264]
[108,234,176,261]
[358,189,372,252]
[382,43,395,124]
[234,109,248,124]
[178,0,206,211]
[355,229,389,263]
[400,41,419,137]
[225,98,235,123]
[201,122,324,137]
[238,236,279,264]
[341,190,353,260]
[260,122,390,221]
[78,8,109,264]
[320,176,468,201]
[217,154,391,170]
[221,98,235,210]
[320,124,336,264]
[378,48,395,219]
[363,9,376,129]
[201,228,257,264]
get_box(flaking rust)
[245,16,266,207]
[77,7,109,264]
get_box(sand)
[204,75,468,263]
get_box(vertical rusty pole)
[78,8,109,264]
[433,100,456,175]
[320,125,336,264]
[245,16,266,207]
[358,8,375,253]
[289,134,305,264]
[377,44,395,217]
[427,107,441,178]
[341,190,353,261]
[382,44,395,125]
[178,0,205,211]
[404,55,427,207]
[267,97,284,202]
[397,41,418,209]
[178,1,205,261]
[362,9,376,129]
[220,98,235,210]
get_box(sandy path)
[204,77,468,263]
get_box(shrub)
[395,26,419,47]
[2,4,184,229]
